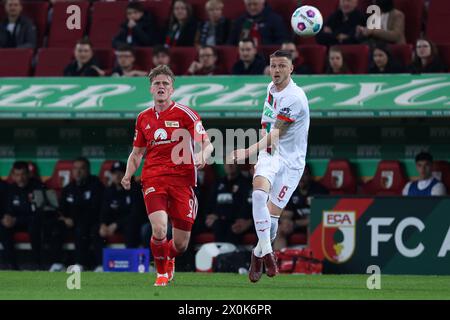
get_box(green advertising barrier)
[310,197,450,275]
[1,75,450,119]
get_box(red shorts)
[141,181,198,232]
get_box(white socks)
[270,215,279,243]
[252,189,273,257]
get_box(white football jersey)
[260,78,310,170]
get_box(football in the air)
[291,5,323,37]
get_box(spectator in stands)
[277,41,313,75]
[408,38,448,74]
[402,152,447,196]
[0,0,37,48]
[165,0,197,47]
[152,45,171,67]
[316,0,365,47]
[227,0,287,46]
[112,1,157,49]
[369,42,404,73]
[111,44,147,77]
[0,161,45,270]
[60,157,104,271]
[356,0,406,45]
[326,46,351,74]
[196,0,230,46]
[205,163,253,245]
[94,161,139,271]
[232,38,266,75]
[64,38,104,77]
[186,45,225,75]
[274,164,329,250]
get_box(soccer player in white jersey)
[230,50,310,282]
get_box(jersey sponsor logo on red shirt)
[165,121,179,128]
[154,128,168,140]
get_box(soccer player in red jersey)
[121,65,213,286]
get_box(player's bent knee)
[173,239,189,253]
[151,225,167,239]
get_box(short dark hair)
[127,1,145,12]
[239,37,256,48]
[270,50,293,61]
[152,45,170,57]
[415,152,433,163]
[12,161,29,173]
[374,0,394,13]
[199,45,217,57]
[74,157,91,171]
[76,37,93,48]
[115,43,135,55]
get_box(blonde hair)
[148,65,175,84]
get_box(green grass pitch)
[1,272,449,300]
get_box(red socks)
[150,236,168,274]
[168,239,180,260]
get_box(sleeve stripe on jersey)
[175,104,198,122]
[277,114,294,123]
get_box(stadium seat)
[259,45,279,62]
[133,47,154,71]
[222,0,246,20]
[89,1,128,48]
[266,0,297,31]
[47,1,89,48]
[298,45,327,74]
[194,232,216,244]
[388,44,413,68]
[437,44,450,71]
[393,0,424,44]
[241,233,257,245]
[13,232,30,243]
[141,0,172,31]
[361,160,408,196]
[335,45,370,74]
[169,47,197,75]
[215,45,239,74]
[0,48,33,76]
[288,232,308,246]
[189,0,208,21]
[34,48,73,76]
[432,160,450,191]
[107,233,125,244]
[45,160,74,194]
[302,0,339,21]
[319,159,357,195]
[23,1,49,48]
[98,160,116,186]
[93,48,114,70]
[427,0,450,44]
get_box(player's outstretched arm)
[121,146,146,190]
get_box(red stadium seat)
[335,45,370,74]
[13,232,30,243]
[259,45,279,62]
[23,1,49,48]
[427,0,450,44]
[437,44,450,71]
[107,233,125,244]
[98,160,116,186]
[302,0,339,21]
[189,0,208,21]
[266,0,297,30]
[93,48,114,70]
[241,233,257,245]
[45,160,73,193]
[0,48,33,76]
[141,0,172,31]
[388,44,413,68]
[361,160,408,196]
[89,1,128,48]
[298,44,327,74]
[393,0,424,44]
[432,160,450,191]
[169,47,197,75]
[215,45,238,74]
[34,48,73,76]
[222,0,246,20]
[288,232,307,245]
[47,1,89,48]
[319,159,357,195]
[133,47,154,71]
[194,232,215,244]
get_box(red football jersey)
[133,101,208,186]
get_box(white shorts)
[253,152,304,209]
